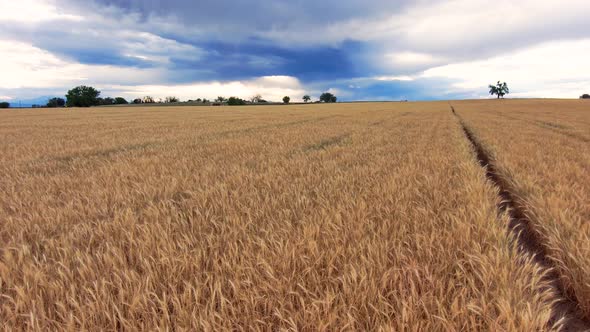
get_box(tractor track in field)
[493,113,590,143]
[451,106,590,331]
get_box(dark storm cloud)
[84,0,414,31]
[45,0,590,78]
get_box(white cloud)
[108,75,306,102]
[0,40,167,90]
[385,52,442,67]
[392,0,590,53]
[0,0,205,70]
[422,39,590,98]
[260,0,590,51]
[0,0,83,23]
[373,75,414,82]
[119,31,205,64]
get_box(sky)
[1,0,589,104]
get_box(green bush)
[114,97,128,104]
[227,97,247,105]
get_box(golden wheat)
[0,102,572,330]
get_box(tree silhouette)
[320,92,337,103]
[47,97,65,107]
[114,97,128,104]
[227,97,247,105]
[488,81,509,99]
[251,94,263,103]
[66,86,101,107]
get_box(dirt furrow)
[452,107,590,331]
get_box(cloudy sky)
[1,0,589,103]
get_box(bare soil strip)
[454,109,590,331]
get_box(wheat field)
[0,100,588,330]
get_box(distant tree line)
[2,85,342,109]
[186,98,211,103]
[6,82,590,108]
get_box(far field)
[0,100,588,330]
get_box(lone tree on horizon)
[320,92,337,103]
[66,86,101,107]
[283,96,290,104]
[489,81,509,99]
[303,95,311,103]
